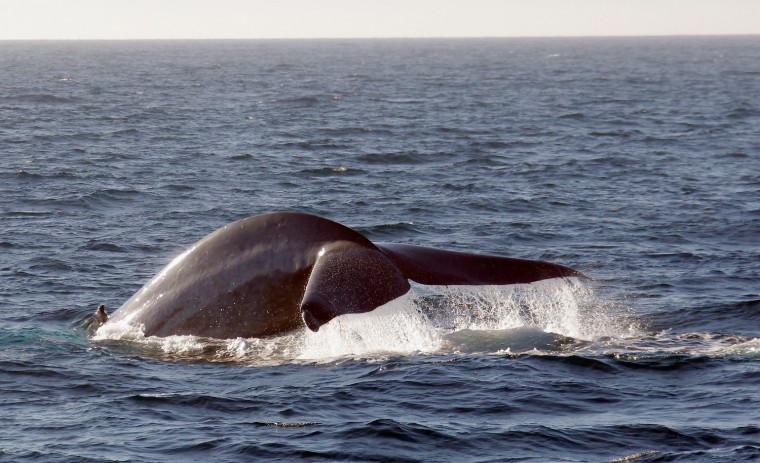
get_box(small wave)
[559,112,586,120]
[33,132,103,142]
[337,418,453,444]
[450,156,510,169]
[11,170,78,181]
[435,126,491,135]
[717,151,749,159]
[161,183,195,191]
[550,354,622,374]
[593,331,760,370]
[298,166,359,176]
[726,69,760,76]
[1,137,28,144]
[3,210,52,218]
[0,94,77,104]
[374,97,425,105]
[263,63,297,72]
[14,170,45,180]
[83,188,144,207]
[277,140,351,150]
[111,128,139,136]
[443,182,478,192]
[52,170,78,178]
[228,153,253,161]
[272,95,321,107]
[355,221,422,239]
[0,359,69,379]
[575,97,642,107]
[655,299,760,335]
[320,127,395,137]
[130,393,255,412]
[589,129,637,138]
[28,257,73,271]
[609,450,659,462]
[251,421,319,428]
[644,251,702,260]
[468,140,532,150]
[726,107,760,119]
[20,196,88,210]
[79,240,128,253]
[609,352,714,371]
[356,151,441,165]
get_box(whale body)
[98,212,583,339]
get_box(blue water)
[1,37,759,462]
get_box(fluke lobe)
[94,212,584,339]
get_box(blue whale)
[96,212,583,339]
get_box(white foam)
[93,319,210,357]
[590,330,760,362]
[671,333,760,358]
[297,292,441,361]
[217,334,304,365]
[724,337,760,356]
[93,316,304,364]
[92,317,146,341]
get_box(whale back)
[108,212,378,338]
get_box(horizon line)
[2,33,759,42]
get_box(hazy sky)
[1,0,758,40]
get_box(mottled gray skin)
[100,212,584,339]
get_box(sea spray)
[417,278,626,341]
[298,292,441,360]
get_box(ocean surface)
[1,37,759,462]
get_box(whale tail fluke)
[377,243,587,286]
[300,242,587,332]
[300,244,411,332]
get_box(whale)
[93,212,584,339]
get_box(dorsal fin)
[300,243,411,331]
[377,243,586,285]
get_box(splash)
[92,316,147,342]
[91,278,630,364]
[93,317,302,365]
[92,318,208,359]
[298,293,441,361]
[416,278,627,341]
[294,278,626,360]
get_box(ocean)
[1,36,759,462]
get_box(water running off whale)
[91,212,586,340]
